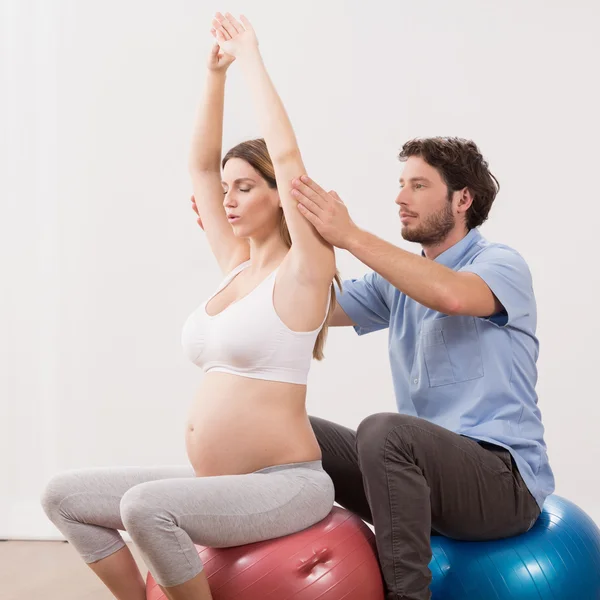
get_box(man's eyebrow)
[399,176,431,183]
[221,177,256,185]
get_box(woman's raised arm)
[188,42,249,274]
[212,13,335,285]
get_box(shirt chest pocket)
[420,315,484,387]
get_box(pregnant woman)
[41,13,339,600]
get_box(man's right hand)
[190,194,204,230]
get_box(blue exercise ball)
[428,495,600,599]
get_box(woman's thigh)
[41,464,196,530]
[123,460,335,548]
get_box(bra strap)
[216,259,251,292]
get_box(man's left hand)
[291,175,359,249]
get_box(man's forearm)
[346,228,461,314]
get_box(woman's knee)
[120,485,203,587]
[40,471,79,521]
[120,484,169,535]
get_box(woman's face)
[221,158,281,239]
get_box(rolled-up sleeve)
[460,246,534,326]
[337,271,391,335]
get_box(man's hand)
[190,194,204,230]
[291,175,359,250]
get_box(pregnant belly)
[185,372,321,477]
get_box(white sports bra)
[181,260,330,385]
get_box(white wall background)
[2,0,599,541]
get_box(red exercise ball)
[146,506,384,600]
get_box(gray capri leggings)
[41,460,334,587]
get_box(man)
[290,137,554,600]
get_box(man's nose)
[395,189,406,205]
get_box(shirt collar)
[420,228,481,268]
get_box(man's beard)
[401,198,455,246]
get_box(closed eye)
[222,188,251,194]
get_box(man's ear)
[457,187,474,213]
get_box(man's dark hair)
[398,137,500,230]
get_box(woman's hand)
[206,39,235,73]
[210,12,258,59]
